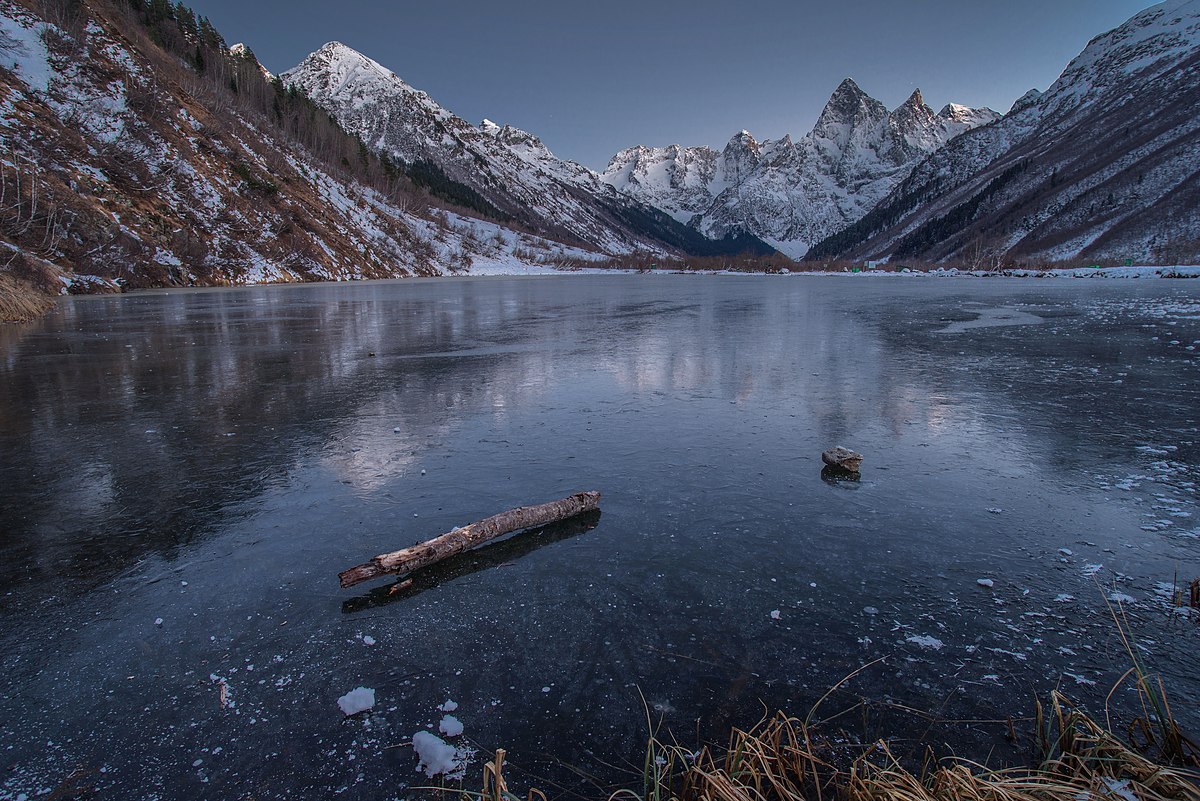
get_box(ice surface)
[4,278,1200,798]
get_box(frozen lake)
[1,275,1198,799]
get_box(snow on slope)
[282,43,673,256]
[1044,0,1200,116]
[601,80,998,256]
[0,10,51,92]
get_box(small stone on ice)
[977,579,994,588]
[439,714,464,737]
[541,686,551,693]
[337,687,375,716]
[987,508,1003,514]
[155,617,164,625]
[821,446,863,473]
[863,606,879,615]
[393,427,401,433]
[769,610,781,620]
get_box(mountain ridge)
[281,41,774,258]
[600,79,1000,257]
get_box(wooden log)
[338,491,601,588]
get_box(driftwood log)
[338,491,601,588]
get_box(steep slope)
[601,80,999,257]
[282,43,772,258]
[808,0,1200,265]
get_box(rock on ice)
[337,687,375,716]
[976,578,994,588]
[413,731,459,776]
[439,714,464,737]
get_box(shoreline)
[5,263,1198,325]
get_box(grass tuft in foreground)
[474,691,1198,801]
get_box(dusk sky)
[187,0,1154,170]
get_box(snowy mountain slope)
[808,0,1200,264]
[601,79,999,257]
[281,43,771,257]
[0,0,614,319]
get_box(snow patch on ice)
[336,687,375,716]
[412,731,463,777]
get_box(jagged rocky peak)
[814,78,889,138]
[603,145,648,174]
[890,89,937,126]
[722,130,761,184]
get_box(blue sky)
[187,0,1154,169]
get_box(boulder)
[821,446,863,473]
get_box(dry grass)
[476,694,1197,801]
[473,671,1198,801]
[0,264,59,322]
